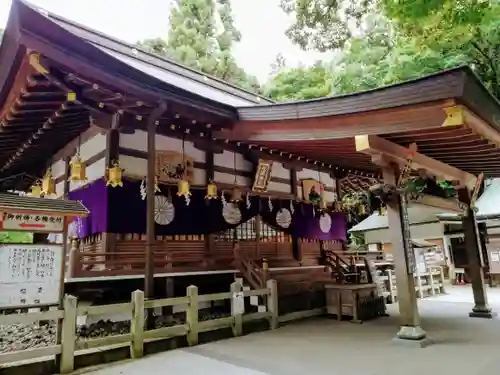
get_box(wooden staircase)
[323,250,361,284]
[233,244,268,289]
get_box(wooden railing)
[324,250,360,284]
[0,280,278,374]
[233,243,267,289]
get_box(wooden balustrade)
[0,279,335,374]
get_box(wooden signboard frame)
[0,194,88,310]
[252,159,273,192]
[155,150,195,184]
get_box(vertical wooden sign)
[252,159,273,192]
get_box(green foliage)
[0,231,33,244]
[264,61,332,101]
[136,38,169,56]
[279,0,378,51]
[277,0,500,100]
[136,0,261,93]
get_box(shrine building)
[1,0,500,344]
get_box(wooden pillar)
[145,103,167,306]
[383,166,428,345]
[459,187,496,318]
[103,122,120,262]
[205,135,215,263]
[290,167,301,262]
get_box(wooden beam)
[355,134,476,188]
[461,105,500,148]
[221,101,450,142]
[145,102,167,310]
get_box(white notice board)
[0,244,63,308]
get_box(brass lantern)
[154,175,161,193]
[105,161,124,187]
[319,198,328,211]
[69,155,87,182]
[334,201,342,212]
[358,204,366,216]
[177,179,192,199]
[30,181,43,198]
[230,185,242,203]
[205,180,218,200]
[379,206,387,216]
[41,170,56,196]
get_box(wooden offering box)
[324,283,379,323]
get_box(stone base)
[392,325,431,348]
[392,336,433,348]
[469,308,497,319]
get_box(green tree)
[380,0,500,97]
[329,17,469,94]
[136,38,169,56]
[136,0,261,93]
[264,61,333,101]
[279,0,378,51]
[279,0,500,99]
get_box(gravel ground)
[0,309,230,353]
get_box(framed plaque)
[252,159,273,192]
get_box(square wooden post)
[60,295,77,374]
[186,285,199,346]
[462,207,496,318]
[231,281,243,337]
[383,167,429,346]
[130,290,145,358]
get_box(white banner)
[0,244,63,308]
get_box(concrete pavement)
[86,285,500,375]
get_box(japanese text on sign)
[0,244,62,308]
[1,212,64,233]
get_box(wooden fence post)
[186,285,199,346]
[266,279,279,329]
[130,290,145,359]
[60,295,77,374]
[231,281,243,337]
[439,266,446,294]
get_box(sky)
[0,0,328,82]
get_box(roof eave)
[15,1,239,120]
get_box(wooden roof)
[222,67,500,179]
[0,0,260,190]
[1,1,500,195]
[0,193,88,217]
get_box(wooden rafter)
[355,134,477,188]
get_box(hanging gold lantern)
[177,179,191,198]
[154,175,161,193]
[319,198,328,211]
[41,170,56,196]
[30,180,42,198]
[358,204,366,216]
[205,180,218,200]
[334,201,342,212]
[230,185,243,203]
[69,155,87,182]
[105,161,124,188]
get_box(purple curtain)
[68,178,346,242]
[260,199,346,241]
[68,179,108,237]
[107,179,260,235]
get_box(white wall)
[50,133,107,195]
[364,222,445,244]
[118,130,340,197]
